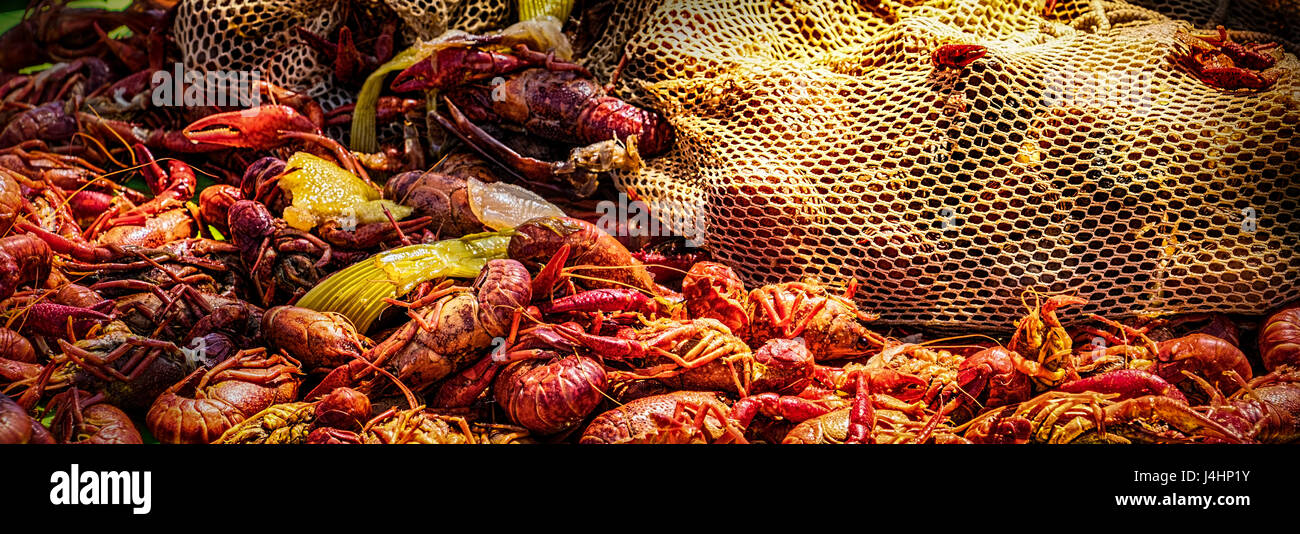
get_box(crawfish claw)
[932,44,987,69]
[183,105,323,149]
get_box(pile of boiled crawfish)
[1,0,1299,445]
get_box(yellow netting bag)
[594,0,1300,330]
[175,0,512,98]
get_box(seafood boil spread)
[1,0,1298,445]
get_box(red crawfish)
[238,156,289,210]
[864,342,1055,422]
[722,345,933,439]
[1172,26,1282,91]
[198,184,243,236]
[440,67,674,156]
[381,291,497,393]
[579,391,741,444]
[0,234,53,302]
[295,23,396,85]
[865,342,965,407]
[1,56,111,106]
[474,258,534,339]
[1080,314,1254,399]
[48,389,142,444]
[669,336,818,397]
[770,364,947,444]
[384,168,487,238]
[0,0,165,70]
[1148,334,1252,398]
[1007,294,1087,387]
[429,259,537,408]
[395,41,672,193]
[937,346,1035,421]
[394,41,673,156]
[61,321,188,412]
[391,41,590,94]
[179,102,375,182]
[624,240,709,284]
[494,353,607,435]
[146,348,303,444]
[262,306,372,374]
[0,327,37,366]
[7,284,113,342]
[307,286,494,401]
[0,392,55,444]
[635,400,752,444]
[20,207,198,265]
[543,326,806,405]
[82,144,196,236]
[0,101,77,148]
[313,261,533,402]
[746,281,888,361]
[537,287,681,324]
[227,199,333,306]
[1105,313,1241,347]
[0,172,21,235]
[1199,367,1300,443]
[932,44,987,69]
[782,405,968,444]
[360,407,532,444]
[104,284,260,356]
[582,351,929,444]
[1259,306,1300,371]
[214,387,373,444]
[508,216,660,296]
[545,318,755,392]
[606,333,817,399]
[682,261,750,339]
[1057,369,1187,404]
[961,391,1245,444]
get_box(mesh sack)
[384,0,513,39]
[175,0,344,97]
[175,0,513,99]
[595,0,1300,330]
[174,0,512,143]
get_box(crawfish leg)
[59,343,130,382]
[845,374,876,444]
[784,298,828,338]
